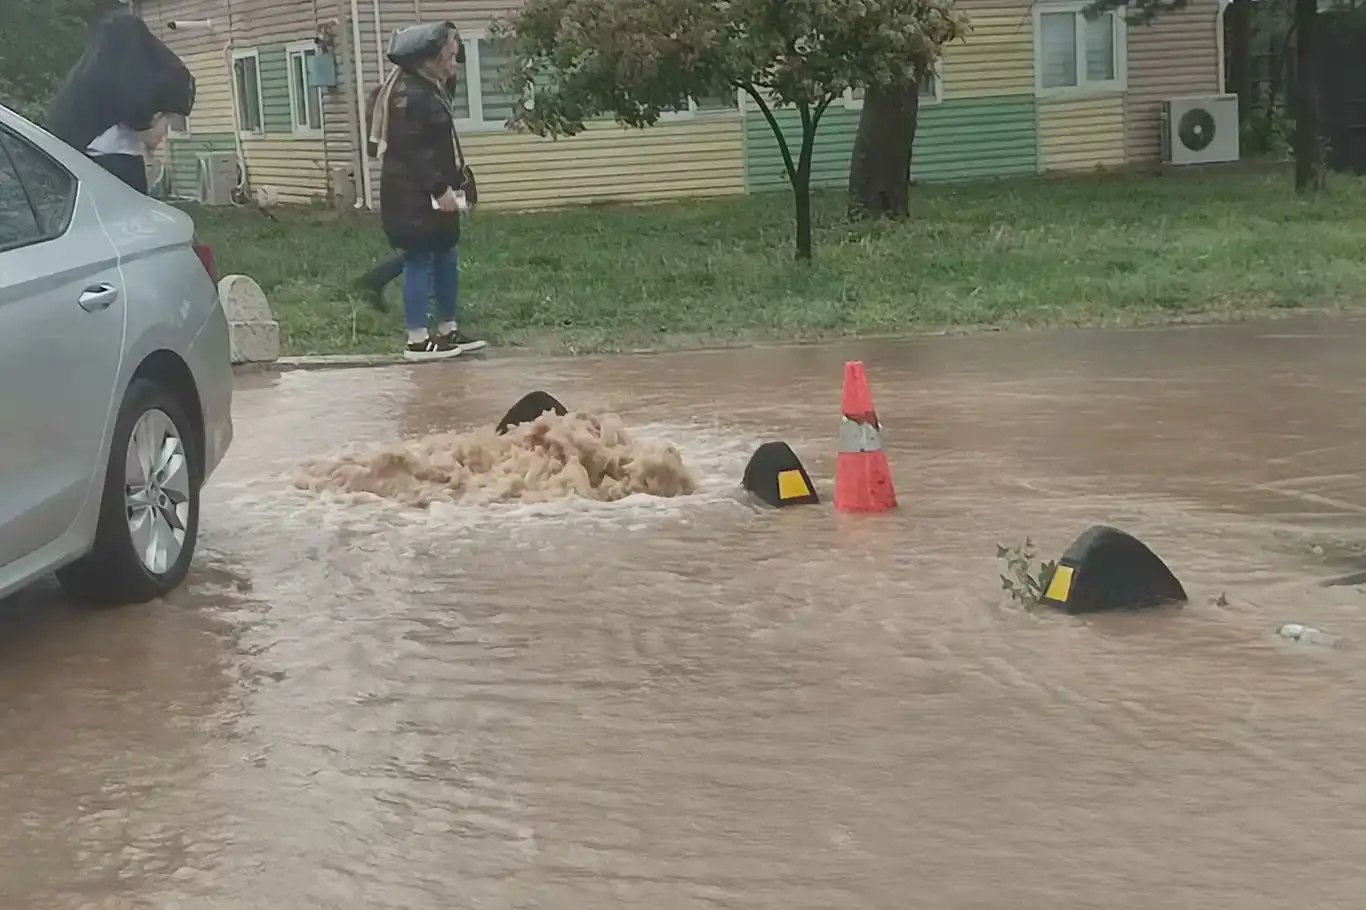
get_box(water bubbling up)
[293,410,699,506]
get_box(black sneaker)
[435,328,488,353]
[403,335,462,362]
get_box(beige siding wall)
[229,0,336,202]
[139,0,232,56]
[465,115,744,210]
[179,50,236,134]
[1124,0,1222,164]
[142,0,345,202]
[321,0,361,204]
[243,138,330,203]
[231,0,323,44]
[942,0,1034,98]
[1038,95,1126,172]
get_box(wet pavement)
[4,315,1366,909]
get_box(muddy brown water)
[4,317,1366,909]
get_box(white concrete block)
[218,273,281,365]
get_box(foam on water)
[210,415,763,547]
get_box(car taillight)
[193,241,217,285]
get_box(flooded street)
[4,316,1366,909]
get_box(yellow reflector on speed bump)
[1037,525,1187,615]
[1043,564,1074,603]
[777,469,812,501]
[742,442,820,508]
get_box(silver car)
[0,104,233,604]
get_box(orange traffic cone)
[834,361,897,513]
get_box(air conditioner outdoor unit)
[197,151,238,206]
[1160,93,1240,166]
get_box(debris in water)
[294,410,699,506]
[1276,623,1345,648]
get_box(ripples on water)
[5,324,1366,908]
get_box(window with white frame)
[166,113,190,137]
[232,49,265,136]
[450,31,735,129]
[1035,3,1125,94]
[659,91,740,121]
[844,65,943,110]
[448,31,516,130]
[286,41,324,135]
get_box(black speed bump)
[496,391,568,435]
[1037,525,1187,614]
[742,441,820,508]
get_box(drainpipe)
[349,0,373,208]
[373,0,386,97]
[1216,0,1231,95]
[223,41,249,204]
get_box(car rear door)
[0,126,127,570]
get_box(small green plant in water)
[997,538,1057,608]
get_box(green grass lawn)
[188,165,1366,357]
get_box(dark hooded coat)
[45,12,195,151]
[379,71,467,252]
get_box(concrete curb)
[275,353,407,371]
[219,274,280,365]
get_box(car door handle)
[78,284,119,312]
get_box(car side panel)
[0,174,126,574]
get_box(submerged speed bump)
[743,441,820,508]
[496,391,568,435]
[1038,525,1187,614]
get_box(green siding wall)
[165,135,236,200]
[743,96,1039,192]
[745,108,861,192]
[912,97,1037,181]
[259,44,293,135]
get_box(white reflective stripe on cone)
[838,418,884,453]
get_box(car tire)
[57,378,201,605]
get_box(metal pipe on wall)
[348,0,373,207]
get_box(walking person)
[368,22,485,360]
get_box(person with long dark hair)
[368,22,485,360]
[45,10,195,194]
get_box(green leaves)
[0,0,113,119]
[495,0,969,259]
[998,538,1056,608]
[496,0,969,137]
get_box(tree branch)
[742,83,799,185]
[812,93,837,133]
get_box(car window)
[0,143,42,252]
[0,130,76,240]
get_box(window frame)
[842,62,945,112]
[1033,1,1128,98]
[230,47,267,138]
[285,40,325,138]
[167,112,191,138]
[657,92,742,122]
[454,29,525,133]
[0,128,77,255]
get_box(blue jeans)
[401,244,459,331]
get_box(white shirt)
[86,124,145,157]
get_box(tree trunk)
[793,168,813,261]
[1292,0,1320,193]
[1226,0,1253,120]
[792,103,818,261]
[847,82,920,220]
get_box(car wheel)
[57,378,201,605]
